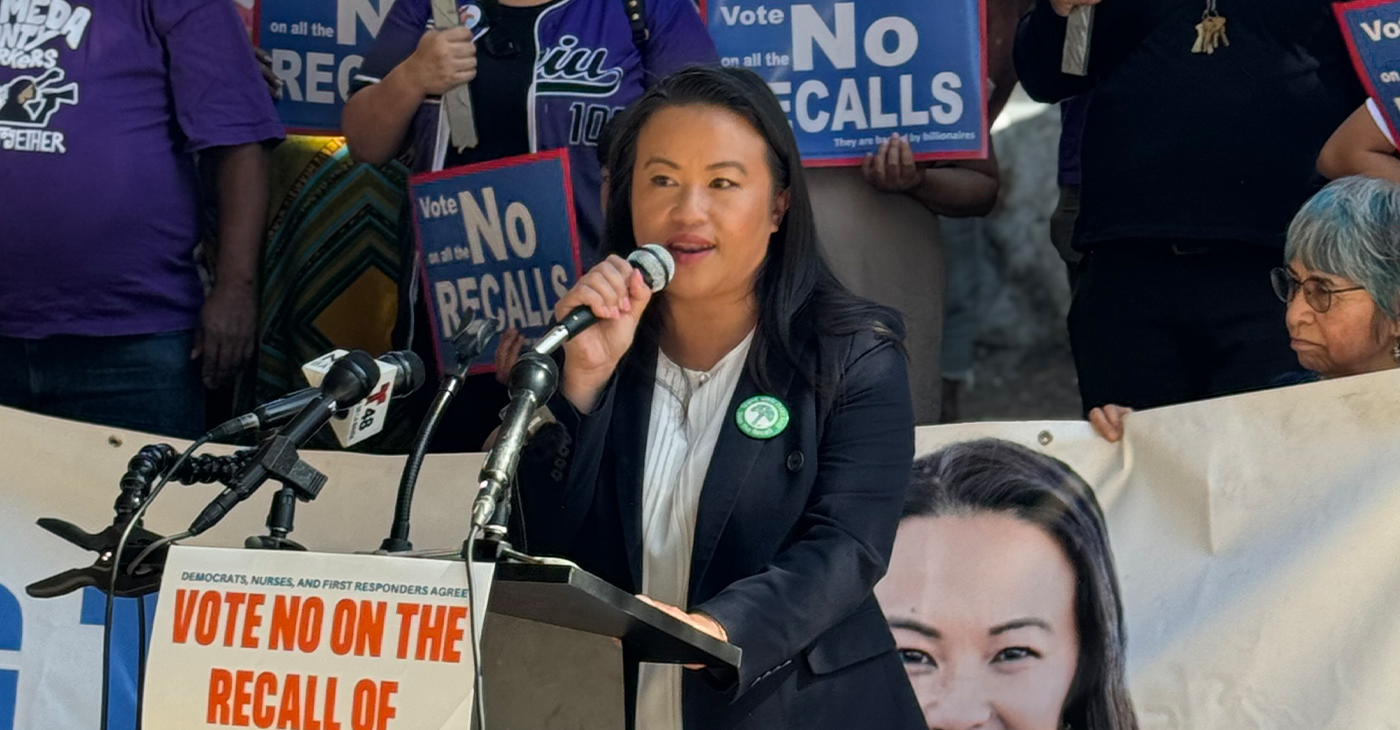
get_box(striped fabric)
[244,135,415,453]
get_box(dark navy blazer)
[517,326,924,730]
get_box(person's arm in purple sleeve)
[194,143,268,387]
[343,0,476,165]
[154,0,284,386]
[643,0,719,76]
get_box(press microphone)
[531,244,675,356]
[304,350,427,447]
[186,350,426,537]
[207,351,426,441]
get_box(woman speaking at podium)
[519,66,925,730]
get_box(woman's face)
[629,104,789,306]
[1284,260,1400,378]
[875,513,1080,730]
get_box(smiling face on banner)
[630,104,789,306]
[877,513,1082,730]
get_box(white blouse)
[636,330,755,730]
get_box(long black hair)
[906,439,1140,730]
[602,66,902,392]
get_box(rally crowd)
[5,1,1400,729]
[5,0,1397,448]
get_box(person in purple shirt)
[0,0,285,438]
[343,0,716,450]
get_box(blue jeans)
[0,331,204,439]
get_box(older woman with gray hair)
[1093,176,1400,442]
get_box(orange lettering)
[355,601,386,658]
[442,606,467,662]
[394,603,417,659]
[223,592,248,647]
[233,669,255,726]
[252,672,278,728]
[304,675,322,730]
[195,591,222,646]
[330,599,356,656]
[270,596,301,651]
[243,594,267,649]
[173,589,198,644]
[277,673,302,729]
[298,597,325,653]
[375,681,398,730]
[323,677,342,730]
[207,667,233,724]
[415,604,448,661]
[350,680,376,730]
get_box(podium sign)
[145,547,488,730]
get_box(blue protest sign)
[702,0,987,165]
[1336,0,1400,143]
[254,0,394,134]
[410,150,582,374]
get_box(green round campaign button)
[736,395,789,440]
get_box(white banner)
[2,368,1400,728]
[147,547,480,730]
[0,406,484,730]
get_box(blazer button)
[786,451,804,472]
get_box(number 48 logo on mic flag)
[1335,0,1400,144]
[410,150,583,375]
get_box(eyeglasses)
[1270,267,1367,313]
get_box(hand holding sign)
[408,27,478,96]
[862,133,922,193]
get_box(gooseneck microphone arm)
[472,352,560,532]
[382,316,499,553]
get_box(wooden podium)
[478,561,742,729]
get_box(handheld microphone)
[531,244,675,356]
[186,350,426,537]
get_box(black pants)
[1068,240,1297,413]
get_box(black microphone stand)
[240,432,333,551]
[469,350,559,561]
[381,315,500,552]
[26,444,257,599]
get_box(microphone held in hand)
[532,243,676,356]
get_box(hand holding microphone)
[553,245,674,413]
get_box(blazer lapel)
[613,347,656,592]
[687,346,799,604]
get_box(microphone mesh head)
[629,243,675,292]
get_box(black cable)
[136,594,148,728]
[383,381,459,551]
[465,525,487,730]
[102,435,209,730]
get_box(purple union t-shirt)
[0,0,284,339]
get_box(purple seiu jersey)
[354,0,717,266]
